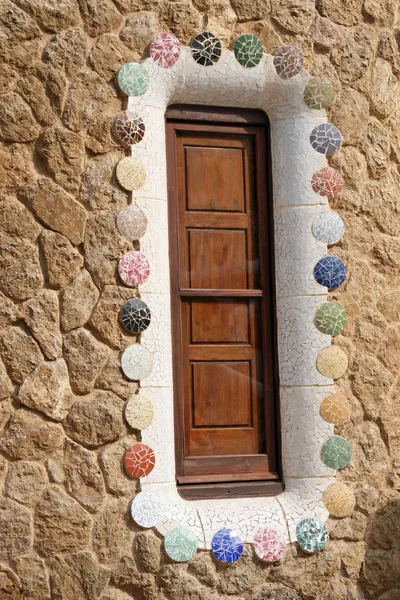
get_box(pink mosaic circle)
[150,32,180,68]
[253,528,286,563]
[273,45,303,79]
[118,251,150,288]
[311,167,344,200]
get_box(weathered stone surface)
[378,31,400,78]
[0,143,36,193]
[15,555,51,600]
[0,292,21,335]
[378,325,400,375]
[80,152,127,212]
[36,127,85,194]
[333,540,365,579]
[0,565,23,600]
[60,270,99,333]
[0,239,44,302]
[353,308,387,355]
[95,352,138,400]
[90,33,135,80]
[271,0,315,34]
[25,179,87,245]
[234,20,282,54]
[364,0,397,26]
[19,359,75,421]
[0,93,40,142]
[358,58,400,120]
[330,147,367,193]
[159,2,203,44]
[63,69,115,133]
[13,0,80,31]
[0,0,41,70]
[22,290,62,359]
[230,0,270,22]
[309,14,344,48]
[331,29,376,84]
[0,358,13,400]
[362,176,400,238]
[43,29,88,77]
[120,12,160,53]
[89,286,137,349]
[0,196,41,243]
[34,486,92,556]
[18,68,59,127]
[204,2,237,46]
[0,327,43,385]
[50,552,110,600]
[63,328,109,394]
[46,449,65,484]
[352,353,393,419]
[100,589,134,600]
[77,0,123,37]
[317,0,362,26]
[329,510,368,542]
[135,532,161,573]
[86,115,117,154]
[187,553,218,588]
[0,498,32,561]
[5,461,48,506]
[84,214,131,288]
[329,88,369,146]
[0,409,64,460]
[251,584,302,600]
[63,439,106,513]
[361,119,391,179]
[64,391,126,448]
[98,435,138,496]
[377,290,400,322]
[344,421,390,486]
[40,230,84,289]
[35,63,68,117]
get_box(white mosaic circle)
[131,491,164,528]
[125,394,154,430]
[312,212,345,245]
[121,344,153,381]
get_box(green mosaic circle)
[315,302,347,336]
[303,77,334,110]
[234,34,264,68]
[296,518,328,554]
[118,63,149,97]
[321,436,353,470]
[164,526,197,562]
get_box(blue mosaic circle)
[310,123,342,156]
[211,528,243,563]
[296,518,328,554]
[313,256,346,289]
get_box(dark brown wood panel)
[166,107,280,496]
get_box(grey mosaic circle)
[121,344,153,381]
[312,212,344,245]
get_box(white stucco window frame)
[127,47,337,549]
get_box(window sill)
[177,480,285,501]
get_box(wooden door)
[167,108,279,493]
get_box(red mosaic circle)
[150,32,180,68]
[311,167,344,200]
[114,111,145,148]
[124,443,155,478]
[253,528,286,563]
[118,251,150,287]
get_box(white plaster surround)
[126,46,337,549]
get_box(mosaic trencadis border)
[109,31,354,564]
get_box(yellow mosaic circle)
[316,346,348,380]
[320,392,351,425]
[116,157,146,191]
[323,483,355,518]
[125,394,154,430]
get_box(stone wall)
[0,0,399,598]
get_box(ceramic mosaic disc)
[120,299,151,334]
[116,205,148,241]
[315,302,348,336]
[320,392,351,426]
[253,528,286,563]
[313,256,346,289]
[303,77,334,110]
[323,483,355,518]
[296,518,328,554]
[131,491,164,528]
[312,212,345,245]
[114,111,145,148]
[321,436,353,470]
[121,344,153,381]
[190,32,221,66]
[118,251,150,288]
[316,346,348,380]
[273,45,304,79]
[311,167,344,200]
[150,32,180,68]
[310,123,342,156]
[164,526,198,562]
[233,34,263,68]
[125,394,154,430]
[116,157,146,192]
[117,62,149,97]
[211,529,243,563]
[124,442,155,478]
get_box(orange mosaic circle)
[320,392,351,425]
[124,443,155,478]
